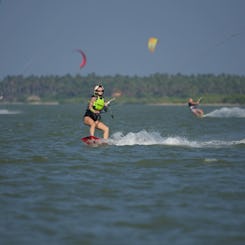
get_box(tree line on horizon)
[0,73,245,104]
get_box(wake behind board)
[81,136,107,146]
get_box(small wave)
[204,158,218,162]
[0,109,21,115]
[205,107,245,118]
[108,130,244,148]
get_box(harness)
[188,102,197,110]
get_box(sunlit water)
[1,104,244,245]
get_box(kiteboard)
[81,136,107,146]
[195,114,206,118]
[196,111,206,118]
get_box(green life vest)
[93,96,105,111]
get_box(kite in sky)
[76,49,87,68]
[148,37,158,52]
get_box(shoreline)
[0,101,59,105]
[0,101,244,107]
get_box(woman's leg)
[84,116,96,136]
[197,109,204,117]
[192,109,202,117]
[96,121,109,139]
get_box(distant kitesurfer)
[188,98,204,118]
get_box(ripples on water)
[0,104,245,244]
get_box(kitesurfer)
[188,98,204,118]
[83,84,110,139]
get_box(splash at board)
[81,131,244,148]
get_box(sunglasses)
[96,89,104,92]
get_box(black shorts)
[84,109,101,122]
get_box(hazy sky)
[0,0,245,78]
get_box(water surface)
[1,104,244,244]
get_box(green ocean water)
[1,104,245,245]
